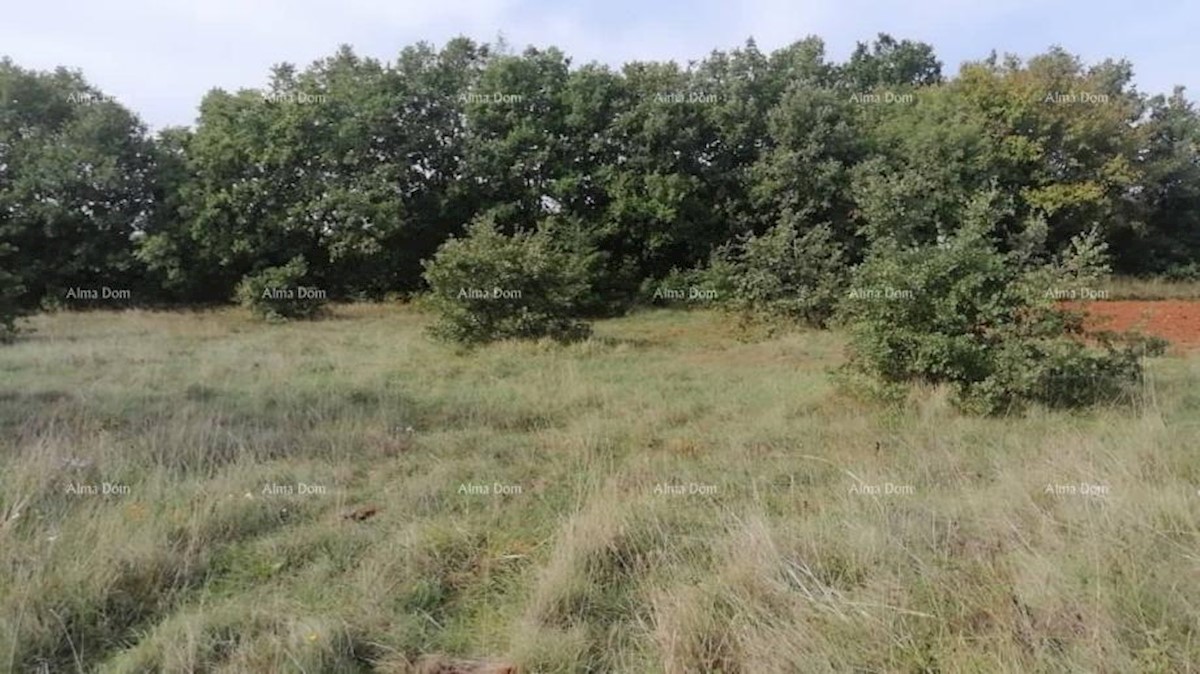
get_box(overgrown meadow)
[2,305,1198,673]
[4,26,1200,674]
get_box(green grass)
[2,304,1199,672]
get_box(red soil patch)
[1065,300,1200,351]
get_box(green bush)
[838,194,1161,414]
[953,335,1159,414]
[722,218,848,328]
[1164,261,1200,281]
[0,274,24,342]
[421,217,593,345]
[235,257,328,321]
[0,244,26,342]
[645,258,737,308]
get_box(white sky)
[3,0,1196,129]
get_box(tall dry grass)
[0,304,1197,672]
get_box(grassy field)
[2,305,1199,673]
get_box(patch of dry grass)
[1,305,1198,672]
[1103,276,1200,300]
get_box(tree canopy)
[2,35,1198,315]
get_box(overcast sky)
[3,0,1197,130]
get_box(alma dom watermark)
[652,286,720,302]
[653,92,720,104]
[262,91,329,104]
[654,482,719,496]
[66,92,117,105]
[1044,91,1110,105]
[846,286,915,301]
[849,482,915,496]
[458,482,524,495]
[457,287,522,300]
[64,481,131,496]
[457,92,525,104]
[1044,286,1110,300]
[849,91,915,104]
[63,286,132,301]
[261,482,329,496]
[261,286,327,300]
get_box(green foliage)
[840,33,943,89]
[138,42,490,303]
[1127,89,1200,274]
[848,84,997,250]
[0,244,25,341]
[953,334,1159,415]
[0,59,157,309]
[235,257,327,321]
[647,258,737,308]
[723,219,848,328]
[421,217,593,345]
[751,84,865,256]
[840,191,1158,414]
[5,38,1200,311]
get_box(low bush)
[646,258,737,307]
[839,192,1163,414]
[421,217,594,345]
[721,218,848,328]
[235,257,328,321]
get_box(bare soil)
[1071,300,1200,351]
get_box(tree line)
[2,34,1199,319]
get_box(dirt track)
[1073,300,1200,351]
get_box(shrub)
[953,334,1160,414]
[722,218,848,328]
[1164,261,1200,281]
[645,258,737,307]
[839,193,1160,414]
[421,217,593,345]
[235,257,328,321]
[0,244,26,342]
[0,278,23,343]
